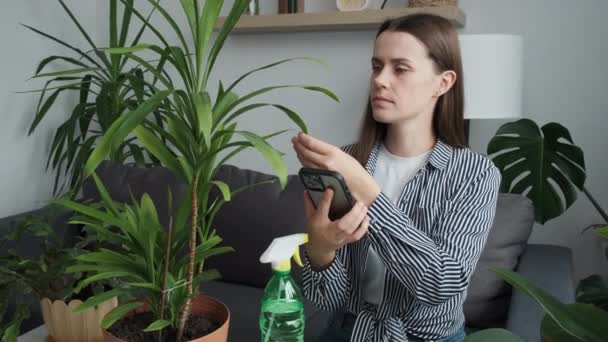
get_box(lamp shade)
[459,34,523,119]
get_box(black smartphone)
[298,167,355,221]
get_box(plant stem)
[583,186,608,223]
[176,175,199,342]
[158,213,173,342]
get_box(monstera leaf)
[487,119,586,224]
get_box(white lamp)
[459,34,524,120]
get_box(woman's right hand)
[303,188,370,270]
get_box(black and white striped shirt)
[302,140,501,341]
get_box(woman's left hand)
[292,132,381,207]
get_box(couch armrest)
[505,244,575,342]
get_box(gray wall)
[0,1,99,218]
[1,0,606,281]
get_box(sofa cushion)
[463,193,534,328]
[82,160,187,228]
[85,162,308,289]
[205,165,307,289]
[200,280,330,342]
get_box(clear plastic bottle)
[259,270,305,342]
[259,234,308,342]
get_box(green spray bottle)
[259,233,308,342]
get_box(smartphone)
[298,167,355,221]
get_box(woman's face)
[370,31,451,125]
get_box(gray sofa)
[2,161,575,341]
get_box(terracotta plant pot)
[40,297,118,342]
[102,295,230,342]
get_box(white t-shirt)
[361,144,431,306]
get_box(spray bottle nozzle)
[260,233,309,272]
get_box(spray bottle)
[259,233,308,342]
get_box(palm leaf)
[84,90,172,177]
[133,125,183,178]
[202,0,249,89]
[144,319,172,332]
[494,268,608,342]
[236,131,287,188]
[101,302,144,329]
[224,103,308,134]
[194,91,213,148]
[21,24,107,73]
[464,329,523,342]
[218,84,339,123]
[195,0,223,91]
[74,288,124,313]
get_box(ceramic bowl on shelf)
[336,0,370,11]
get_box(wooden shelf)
[215,6,465,34]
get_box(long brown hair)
[351,14,466,167]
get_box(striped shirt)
[302,140,501,341]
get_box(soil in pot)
[107,311,220,342]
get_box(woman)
[292,14,500,342]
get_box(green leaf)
[223,57,329,98]
[224,103,308,134]
[193,246,234,265]
[31,67,100,79]
[104,44,153,54]
[57,0,111,69]
[494,268,608,342]
[196,0,223,90]
[118,0,134,47]
[21,23,106,71]
[194,91,213,148]
[576,275,608,311]
[29,88,63,135]
[218,85,339,123]
[74,271,132,294]
[487,119,586,224]
[35,55,90,75]
[126,282,161,292]
[213,90,239,122]
[133,125,183,178]
[143,319,172,332]
[101,302,144,329]
[91,173,120,216]
[75,288,124,313]
[541,309,584,342]
[141,0,191,59]
[180,0,198,45]
[597,225,608,239]
[236,131,287,188]
[52,198,126,230]
[85,90,172,177]
[192,269,222,287]
[464,328,523,342]
[211,181,230,202]
[203,0,249,89]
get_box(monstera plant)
[79,0,337,340]
[487,118,588,224]
[23,0,163,195]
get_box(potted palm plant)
[56,176,233,341]
[23,0,165,195]
[71,0,337,341]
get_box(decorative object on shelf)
[246,0,260,15]
[279,0,304,13]
[409,0,457,7]
[336,0,370,11]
